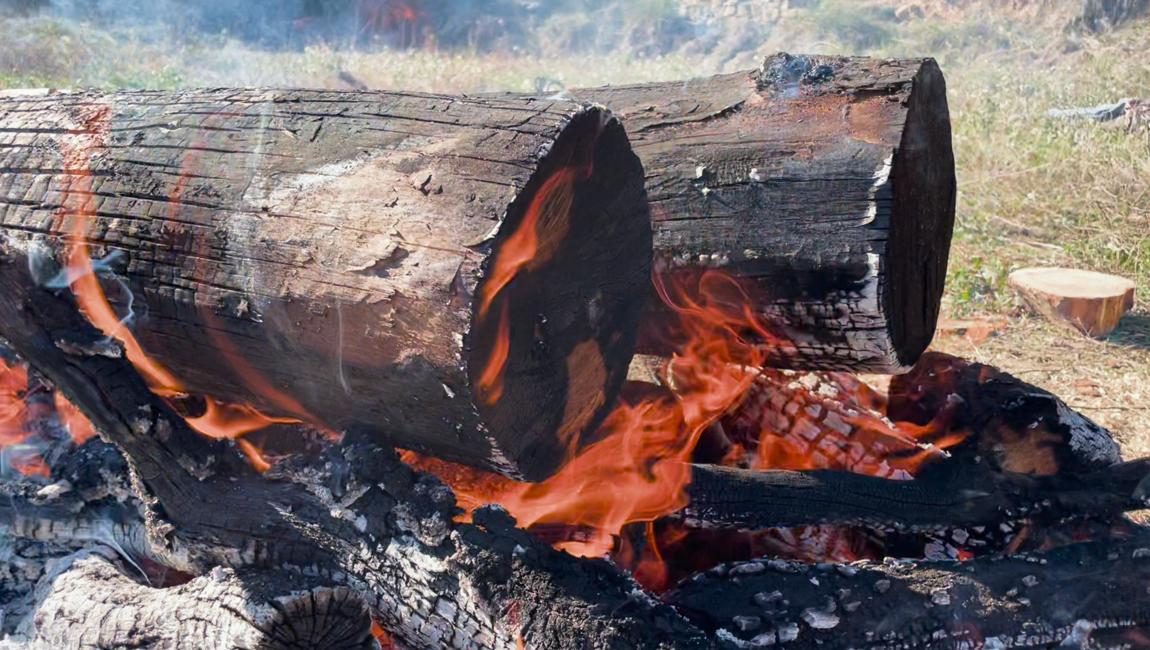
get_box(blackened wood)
[666,533,1150,649]
[682,458,1150,532]
[573,53,956,372]
[0,88,653,481]
[888,351,1122,477]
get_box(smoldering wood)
[5,433,1150,650]
[0,88,653,481]
[569,53,956,372]
[0,331,1145,650]
[666,532,1150,649]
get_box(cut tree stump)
[1008,267,1136,337]
[571,53,957,372]
[0,88,653,481]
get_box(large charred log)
[571,53,956,372]
[0,88,652,481]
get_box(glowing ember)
[0,356,98,475]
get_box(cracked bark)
[15,547,376,650]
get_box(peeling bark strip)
[0,89,653,480]
[572,53,956,372]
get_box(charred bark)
[0,88,652,481]
[572,53,956,372]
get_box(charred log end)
[468,106,652,481]
[886,59,957,368]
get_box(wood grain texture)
[0,88,653,480]
[571,53,957,372]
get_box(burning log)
[571,53,956,372]
[0,284,706,648]
[0,293,1148,648]
[0,88,653,480]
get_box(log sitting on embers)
[571,53,957,372]
[0,88,653,481]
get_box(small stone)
[777,622,800,643]
[1133,548,1150,559]
[843,601,862,613]
[873,579,891,594]
[930,589,951,606]
[801,608,840,629]
[1021,575,1039,588]
[733,615,762,632]
[835,564,858,577]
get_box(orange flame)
[53,104,307,469]
[413,270,778,556]
[477,302,511,405]
[410,267,966,585]
[0,356,99,475]
[478,167,581,318]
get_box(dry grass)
[1,4,1148,454]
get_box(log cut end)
[468,106,652,480]
[886,58,957,367]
